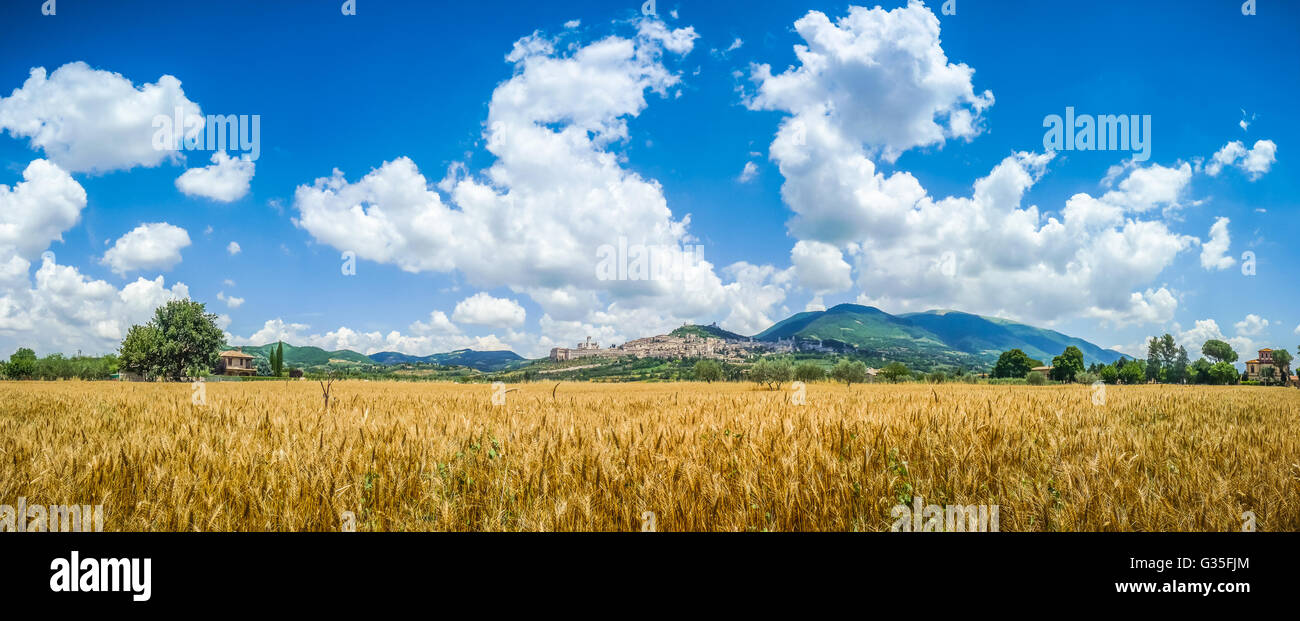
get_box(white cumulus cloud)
[1205,139,1277,180]
[0,61,201,173]
[175,151,255,202]
[100,222,191,276]
[292,18,788,342]
[745,3,993,162]
[1199,217,1235,271]
[0,159,87,262]
[790,240,851,294]
[749,3,1197,327]
[452,292,526,327]
[216,291,244,309]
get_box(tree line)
[991,335,1296,386]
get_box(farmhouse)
[218,348,256,376]
[1244,348,1281,382]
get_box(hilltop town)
[549,323,834,363]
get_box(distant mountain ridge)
[754,304,1123,366]
[367,349,525,371]
[239,304,1121,374]
[237,343,524,372]
[238,343,372,367]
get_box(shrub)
[829,359,869,386]
[1026,371,1047,385]
[693,360,723,383]
[793,362,825,382]
[879,362,911,383]
[750,357,793,390]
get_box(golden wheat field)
[1,380,1297,532]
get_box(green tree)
[926,370,947,384]
[829,359,868,386]
[1202,339,1238,365]
[1050,346,1085,383]
[993,349,1040,379]
[271,341,285,377]
[1208,361,1239,385]
[693,359,723,383]
[1260,366,1277,385]
[7,347,37,379]
[1271,348,1292,382]
[1189,358,1213,384]
[149,300,225,380]
[793,362,824,382]
[35,353,71,380]
[1119,360,1145,385]
[119,325,162,379]
[750,357,793,390]
[1168,346,1190,384]
[1025,371,1047,385]
[1099,365,1119,385]
[118,300,224,381]
[879,361,911,383]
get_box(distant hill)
[239,343,525,372]
[368,349,525,372]
[754,304,1123,367]
[899,310,1123,366]
[239,343,372,367]
[669,323,747,341]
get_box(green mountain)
[754,304,1123,367]
[669,323,747,341]
[369,349,525,372]
[239,343,373,367]
[899,310,1123,366]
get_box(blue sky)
[0,0,1296,362]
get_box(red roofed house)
[1244,348,1288,384]
[218,347,256,376]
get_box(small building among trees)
[218,348,256,376]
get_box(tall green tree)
[151,300,224,380]
[1118,360,1146,385]
[1202,339,1238,365]
[1168,346,1190,384]
[1271,348,1292,382]
[119,324,162,379]
[993,349,1040,379]
[1189,358,1213,384]
[1208,362,1239,385]
[119,300,224,381]
[7,347,37,379]
[271,341,285,377]
[1050,346,1085,382]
